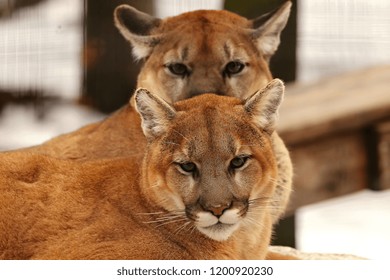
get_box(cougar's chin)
[197,223,240,241]
[192,208,243,241]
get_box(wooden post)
[82,0,154,113]
[377,121,390,190]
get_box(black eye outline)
[224,60,245,77]
[166,63,190,77]
[229,156,250,170]
[177,162,197,174]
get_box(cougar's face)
[145,96,278,241]
[137,22,272,104]
[116,4,291,105]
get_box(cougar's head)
[135,79,284,241]
[114,2,291,103]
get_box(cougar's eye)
[167,63,190,77]
[224,61,245,76]
[229,156,249,170]
[178,162,197,174]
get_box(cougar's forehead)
[158,10,255,62]
[160,10,251,32]
[170,98,262,160]
[163,24,258,59]
[162,36,253,66]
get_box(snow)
[0,102,104,151]
[297,189,390,260]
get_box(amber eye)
[167,63,190,77]
[224,61,245,76]
[179,162,197,173]
[230,156,249,170]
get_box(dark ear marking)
[250,1,292,59]
[114,5,162,59]
[114,5,161,36]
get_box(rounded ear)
[114,5,162,60]
[244,79,285,134]
[134,88,176,141]
[250,1,292,60]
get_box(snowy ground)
[297,189,390,260]
[0,102,104,151]
[0,0,389,260]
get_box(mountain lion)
[16,2,293,222]
[0,80,293,259]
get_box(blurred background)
[0,0,389,259]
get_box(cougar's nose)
[208,203,231,217]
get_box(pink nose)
[208,204,230,217]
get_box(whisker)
[248,206,283,213]
[137,211,165,216]
[139,209,186,224]
[247,197,284,214]
[189,224,197,235]
[249,204,281,210]
[243,215,264,228]
[154,218,188,228]
[172,129,189,141]
[248,197,275,207]
[249,200,282,208]
[249,197,270,201]
[155,215,185,222]
[268,178,291,190]
[138,210,185,216]
[162,141,180,146]
[156,197,170,204]
[143,215,187,224]
[143,184,161,190]
[174,221,192,235]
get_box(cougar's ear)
[114,5,162,60]
[134,88,177,141]
[250,1,291,61]
[244,79,284,134]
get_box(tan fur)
[0,82,292,259]
[1,4,294,259]
[21,3,293,221]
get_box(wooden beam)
[278,65,390,145]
